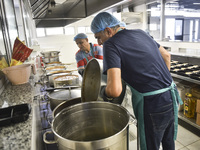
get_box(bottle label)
[184,101,189,113]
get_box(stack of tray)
[170,61,200,81]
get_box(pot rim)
[41,51,60,54]
[47,88,81,101]
[52,97,82,118]
[51,101,130,145]
[47,72,71,77]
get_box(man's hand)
[100,80,126,104]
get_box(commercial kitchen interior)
[0,0,200,150]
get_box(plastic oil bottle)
[184,93,196,118]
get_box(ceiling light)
[193,3,200,5]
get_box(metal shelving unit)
[171,73,200,136]
[171,73,200,85]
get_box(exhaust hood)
[28,0,198,27]
[121,12,143,24]
[29,0,130,27]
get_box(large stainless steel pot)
[41,51,60,57]
[47,72,72,87]
[47,88,81,110]
[41,52,51,57]
[53,74,79,88]
[45,65,66,72]
[42,57,50,63]
[44,101,132,150]
[50,56,59,63]
[50,51,60,57]
[52,97,81,118]
[45,62,62,68]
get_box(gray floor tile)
[159,141,185,150]
[178,147,190,150]
[176,125,200,146]
[175,141,185,150]
[186,140,200,150]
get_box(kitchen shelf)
[170,52,200,59]
[171,73,200,136]
[171,73,200,85]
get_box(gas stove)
[33,86,59,150]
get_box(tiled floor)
[129,124,200,150]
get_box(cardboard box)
[196,99,200,113]
[191,86,200,99]
[196,113,200,126]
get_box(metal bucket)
[44,101,131,150]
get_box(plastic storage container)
[2,64,31,85]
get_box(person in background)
[91,12,182,150]
[74,33,103,76]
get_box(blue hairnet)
[91,12,121,34]
[119,22,126,28]
[73,33,87,41]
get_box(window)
[77,27,86,33]
[165,18,175,40]
[147,2,200,42]
[149,24,157,31]
[195,19,199,40]
[189,20,193,42]
[46,27,63,35]
[64,27,75,35]
[36,28,45,37]
[175,20,183,36]
[85,26,92,33]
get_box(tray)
[0,103,31,127]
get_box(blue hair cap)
[73,33,88,41]
[119,22,126,28]
[91,12,121,34]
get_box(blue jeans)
[144,102,175,150]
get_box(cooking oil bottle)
[184,93,196,118]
